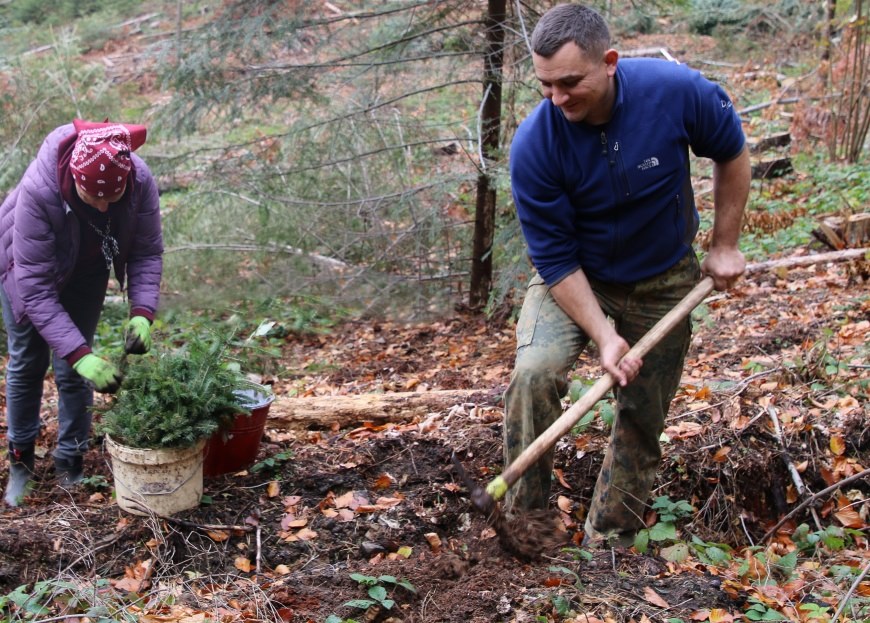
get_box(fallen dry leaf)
[834,507,866,529]
[424,532,442,553]
[665,421,705,440]
[643,586,669,608]
[234,557,252,572]
[708,609,736,623]
[712,446,731,462]
[267,481,281,497]
[830,435,846,456]
[554,468,572,489]
[373,473,394,489]
[205,530,230,542]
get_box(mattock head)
[450,452,496,516]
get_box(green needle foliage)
[95,336,255,449]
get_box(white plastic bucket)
[106,436,205,516]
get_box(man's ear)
[604,48,619,75]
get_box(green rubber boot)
[4,443,36,507]
[54,455,84,487]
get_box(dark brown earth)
[0,256,867,622]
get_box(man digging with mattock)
[504,3,750,548]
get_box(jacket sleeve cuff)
[65,345,93,366]
[129,308,155,322]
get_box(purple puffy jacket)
[0,124,163,359]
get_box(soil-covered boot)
[54,455,84,487]
[4,443,36,507]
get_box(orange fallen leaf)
[712,446,731,462]
[830,435,846,456]
[234,557,252,572]
[113,576,146,593]
[333,490,355,509]
[664,421,705,440]
[643,586,669,608]
[693,386,711,400]
[708,609,736,623]
[267,481,281,497]
[834,507,866,529]
[295,527,318,540]
[557,495,573,513]
[373,473,394,489]
[205,530,230,542]
[554,468,572,489]
[424,532,442,553]
[281,516,308,529]
[690,611,710,621]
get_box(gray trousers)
[1,273,108,460]
[503,252,700,539]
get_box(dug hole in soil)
[0,262,868,623]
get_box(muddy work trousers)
[503,253,700,541]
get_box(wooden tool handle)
[490,276,715,499]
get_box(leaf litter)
[0,257,866,622]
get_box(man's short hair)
[531,4,611,58]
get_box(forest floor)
[0,251,867,623]
[0,6,868,622]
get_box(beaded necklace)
[87,217,119,270]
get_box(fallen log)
[267,389,497,431]
[262,249,867,432]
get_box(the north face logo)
[638,157,660,171]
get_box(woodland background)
[0,1,868,623]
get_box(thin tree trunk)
[820,0,836,87]
[469,0,507,309]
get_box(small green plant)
[798,602,830,621]
[633,496,696,554]
[80,474,109,490]
[688,536,733,567]
[343,573,416,613]
[250,450,294,473]
[651,496,696,522]
[0,578,131,622]
[791,523,850,553]
[744,597,788,621]
[567,379,615,430]
[559,546,593,562]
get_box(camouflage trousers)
[503,252,700,543]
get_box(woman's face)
[74,182,126,213]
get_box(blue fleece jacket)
[510,57,746,285]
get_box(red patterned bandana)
[69,119,147,198]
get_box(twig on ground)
[832,559,870,623]
[255,520,263,575]
[767,406,823,531]
[761,468,870,542]
[122,498,254,532]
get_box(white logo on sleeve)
[638,157,660,171]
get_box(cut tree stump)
[751,157,793,179]
[266,389,498,431]
[813,213,870,249]
[748,132,791,153]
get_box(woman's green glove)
[124,316,152,354]
[73,354,123,393]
